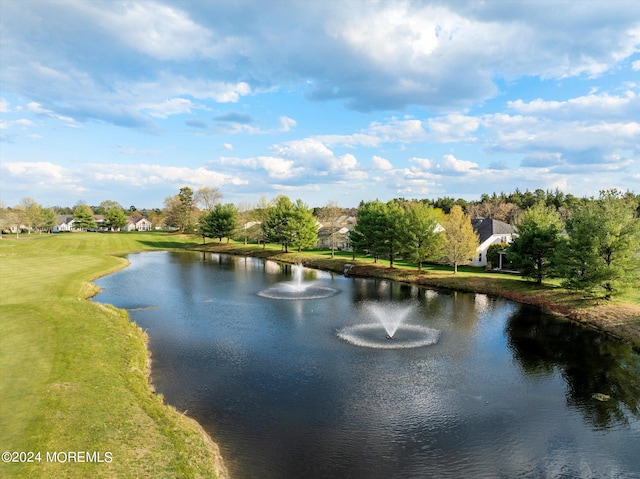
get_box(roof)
[471,217,514,244]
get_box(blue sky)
[1,0,639,209]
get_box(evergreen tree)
[556,190,640,298]
[350,200,404,268]
[349,200,388,264]
[442,205,478,273]
[200,203,239,243]
[507,203,563,284]
[73,203,96,231]
[263,195,295,251]
[177,186,196,232]
[290,199,318,252]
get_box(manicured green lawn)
[0,232,223,478]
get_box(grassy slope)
[199,241,640,349]
[0,233,225,479]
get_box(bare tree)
[194,187,222,212]
[317,200,341,257]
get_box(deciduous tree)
[194,186,222,212]
[40,207,57,233]
[262,196,317,252]
[103,207,129,231]
[442,205,478,273]
[401,202,445,272]
[317,200,341,258]
[18,197,42,233]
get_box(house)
[471,217,515,267]
[316,216,356,250]
[126,216,153,231]
[52,215,75,232]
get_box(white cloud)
[0,118,34,130]
[142,98,200,118]
[0,98,10,113]
[633,60,640,71]
[88,163,245,187]
[279,116,297,132]
[77,1,221,61]
[508,88,640,119]
[409,157,434,170]
[219,155,297,179]
[371,155,394,171]
[317,118,427,148]
[26,102,76,124]
[427,114,480,142]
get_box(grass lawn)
[0,232,225,479]
[2,232,636,479]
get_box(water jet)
[337,302,440,349]
[258,263,338,300]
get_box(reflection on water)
[94,251,640,479]
[507,308,640,429]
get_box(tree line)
[2,187,638,299]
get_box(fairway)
[0,232,225,479]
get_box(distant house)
[91,215,105,231]
[52,215,75,233]
[471,217,515,267]
[316,215,356,250]
[126,216,153,231]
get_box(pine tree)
[507,203,563,284]
[73,204,96,231]
[556,190,640,298]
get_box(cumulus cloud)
[371,155,394,171]
[508,88,640,120]
[5,0,638,119]
[426,114,480,142]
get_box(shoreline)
[192,242,640,352]
[90,250,230,479]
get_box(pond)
[94,251,640,479]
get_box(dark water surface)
[94,251,640,479]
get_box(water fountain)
[337,302,440,349]
[258,263,338,300]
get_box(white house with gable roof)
[470,218,516,267]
